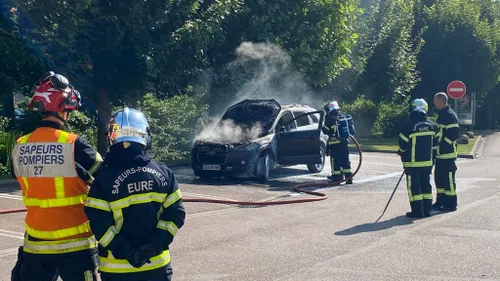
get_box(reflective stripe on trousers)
[99,250,171,273]
[23,235,97,255]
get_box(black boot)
[441,195,457,212]
[423,199,433,217]
[327,175,342,185]
[344,173,353,184]
[406,201,425,218]
[433,195,444,210]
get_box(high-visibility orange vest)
[12,127,93,241]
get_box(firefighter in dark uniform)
[432,92,460,212]
[322,101,356,184]
[83,107,186,281]
[398,98,439,218]
[10,71,103,281]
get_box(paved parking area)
[0,134,497,280]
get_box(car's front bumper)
[191,144,261,178]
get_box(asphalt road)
[0,133,498,280]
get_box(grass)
[349,136,478,155]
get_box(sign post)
[446,80,474,128]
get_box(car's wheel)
[255,152,270,182]
[308,146,326,173]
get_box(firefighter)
[10,71,103,281]
[322,101,356,184]
[432,92,460,212]
[398,98,439,218]
[84,107,186,281]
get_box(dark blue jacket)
[84,143,185,279]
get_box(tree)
[354,0,424,103]
[0,5,42,121]
[7,0,241,154]
[414,0,500,106]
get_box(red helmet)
[29,72,81,113]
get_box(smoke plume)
[196,119,264,144]
[195,41,323,143]
[228,41,316,107]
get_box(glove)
[126,244,158,268]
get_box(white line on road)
[0,194,22,200]
[0,229,24,240]
[361,162,401,167]
[0,247,21,258]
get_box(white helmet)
[324,100,340,112]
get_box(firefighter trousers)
[434,159,457,209]
[328,141,352,182]
[405,168,433,217]
[100,263,173,281]
[11,246,99,281]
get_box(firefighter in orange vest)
[10,71,103,281]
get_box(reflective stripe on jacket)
[11,127,99,244]
[398,114,439,168]
[435,106,459,160]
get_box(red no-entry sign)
[447,80,466,99]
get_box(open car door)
[276,110,325,166]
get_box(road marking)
[361,162,401,167]
[269,192,500,281]
[184,192,238,202]
[0,192,237,203]
[0,229,24,240]
[0,194,22,200]
[0,247,21,258]
[350,155,398,160]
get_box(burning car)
[191,99,328,181]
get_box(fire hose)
[0,136,363,214]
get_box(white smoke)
[228,41,317,107]
[195,41,324,144]
[196,118,264,144]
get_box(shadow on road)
[334,215,414,236]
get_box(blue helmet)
[107,107,152,149]
[410,98,428,114]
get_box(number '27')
[34,166,44,175]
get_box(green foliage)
[3,0,500,158]
[355,0,423,102]
[0,117,22,175]
[341,95,378,120]
[66,111,98,148]
[235,0,361,86]
[415,0,500,103]
[340,95,378,137]
[136,93,208,162]
[372,98,411,137]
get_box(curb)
[456,135,480,159]
[0,178,18,185]
[348,135,485,159]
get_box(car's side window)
[310,113,319,123]
[277,111,296,132]
[294,111,311,127]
